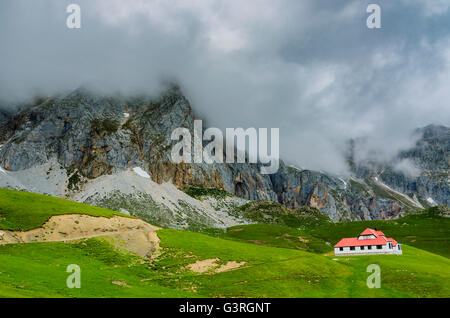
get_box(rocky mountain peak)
[0,88,448,223]
[417,124,449,140]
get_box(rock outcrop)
[0,87,448,222]
[347,125,449,210]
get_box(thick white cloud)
[0,0,449,175]
[400,0,450,17]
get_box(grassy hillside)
[305,206,450,258]
[156,229,349,297]
[183,186,232,200]
[211,206,449,258]
[0,189,448,298]
[216,224,331,254]
[232,200,331,228]
[329,245,450,298]
[156,230,449,298]
[0,238,196,297]
[0,188,129,231]
[0,229,448,297]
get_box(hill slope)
[307,206,450,258]
[217,206,450,258]
[0,188,128,231]
[0,190,448,298]
[0,229,448,298]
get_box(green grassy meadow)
[0,189,448,298]
[0,188,129,231]
[307,209,450,258]
[216,224,331,254]
[1,229,448,298]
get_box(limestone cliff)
[0,87,448,222]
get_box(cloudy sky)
[1,0,449,175]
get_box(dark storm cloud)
[0,0,449,174]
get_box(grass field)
[0,188,129,231]
[215,206,450,258]
[0,189,448,298]
[0,238,196,297]
[215,224,331,254]
[233,200,332,228]
[306,207,450,258]
[0,229,448,298]
[155,230,450,298]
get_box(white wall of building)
[334,243,402,256]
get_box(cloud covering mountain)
[1,0,449,174]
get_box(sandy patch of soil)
[111,280,130,288]
[275,233,310,243]
[246,240,262,245]
[0,215,160,258]
[188,258,219,273]
[297,236,310,243]
[112,280,130,287]
[215,261,246,273]
[188,258,246,274]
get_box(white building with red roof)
[334,228,402,255]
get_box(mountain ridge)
[0,87,448,224]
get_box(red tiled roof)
[334,236,388,248]
[387,238,398,247]
[334,228,399,248]
[359,228,377,236]
[359,228,385,237]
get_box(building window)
[398,245,401,250]
[339,247,343,251]
[389,243,392,249]
[361,246,365,250]
[350,246,355,251]
[377,245,382,250]
[368,246,372,250]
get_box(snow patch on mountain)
[427,197,438,206]
[133,167,150,179]
[338,177,347,189]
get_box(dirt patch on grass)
[246,240,262,245]
[297,236,310,243]
[0,214,160,258]
[188,258,247,274]
[188,258,220,273]
[215,261,246,273]
[112,280,130,287]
